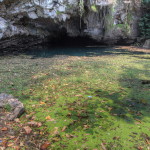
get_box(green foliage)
[79,0,84,17]
[139,14,150,38]
[139,0,150,38]
[56,11,62,15]
[116,23,131,35]
[116,24,124,28]
[4,104,11,112]
[105,15,114,31]
[91,5,97,12]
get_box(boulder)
[143,39,150,49]
[0,93,25,121]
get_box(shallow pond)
[1,45,143,58]
[25,46,136,58]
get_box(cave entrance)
[48,36,103,47]
[46,28,105,47]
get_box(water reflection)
[0,45,146,58]
[25,46,132,58]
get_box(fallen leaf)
[67,113,71,117]
[138,146,143,150]
[61,126,67,132]
[25,115,30,119]
[14,136,19,143]
[40,141,50,150]
[101,143,107,150]
[83,125,90,129]
[20,142,24,147]
[135,122,141,125]
[37,122,42,127]
[52,137,60,142]
[75,95,82,97]
[52,127,59,135]
[65,134,75,138]
[113,136,120,140]
[48,118,55,121]
[40,131,44,135]
[1,127,8,131]
[135,119,142,123]
[45,116,55,121]
[1,140,7,147]
[146,139,150,145]
[14,146,20,150]
[45,116,51,120]
[9,136,15,139]
[14,118,20,123]
[7,142,14,147]
[40,102,46,105]
[28,121,42,127]
[99,110,106,112]
[109,92,115,95]
[68,108,74,111]
[31,116,36,120]
[23,126,32,134]
[66,134,70,138]
[108,107,113,111]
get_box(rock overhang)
[0,0,142,48]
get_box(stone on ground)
[0,93,25,120]
[143,39,150,49]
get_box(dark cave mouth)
[45,34,134,48]
[47,35,106,47]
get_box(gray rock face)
[0,17,8,39]
[143,39,150,49]
[0,93,25,121]
[0,0,142,47]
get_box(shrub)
[139,0,150,38]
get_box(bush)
[139,0,150,38]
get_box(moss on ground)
[0,47,150,149]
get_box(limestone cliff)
[0,0,142,48]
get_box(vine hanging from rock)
[79,0,84,30]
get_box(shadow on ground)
[56,61,150,134]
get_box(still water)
[25,46,133,58]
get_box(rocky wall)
[0,0,142,48]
